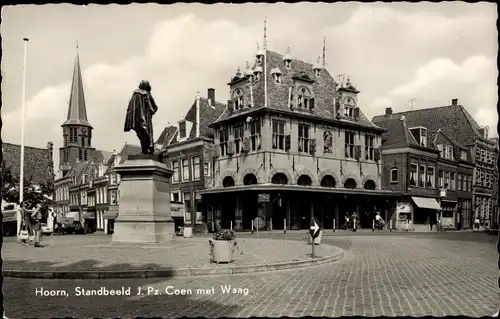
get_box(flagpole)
[17,37,29,238]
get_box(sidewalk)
[2,235,343,279]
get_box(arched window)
[344,178,357,189]
[364,180,376,190]
[232,89,244,111]
[297,87,312,109]
[222,176,235,188]
[320,175,336,188]
[243,173,258,185]
[271,173,288,185]
[297,175,312,186]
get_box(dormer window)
[82,174,88,184]
[343,97,355,118]
[256,55,263,65]
[314,69,320,77]
[179,121,187,139]
[460,150,467,161]
[232,89,244,111]
[284,60,291,68]
[297,87,314,110]
[409,127,427,147]
[438,144,454,160]
[270,67,282,84]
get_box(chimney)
[385,107,392,118]
[452,98,458,105]
[207,88,215,106]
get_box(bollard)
[284,218,286,234]
[211,221,214,233]
[333,218,336,232]
[406,220,409,232]
[251,219,254,234]
[372,220,375,232]
[390,219,392,232]
[270,218,273,231]
[353,218,357,232]
[230,221,233,231]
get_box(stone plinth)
[112,159,175,243]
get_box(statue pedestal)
[112,159,175,243]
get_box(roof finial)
[263,17,268,50]
[322,37,326,67]
[76,40,79,53]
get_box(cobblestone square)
[3,232,498,317]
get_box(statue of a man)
[124,80,158,154]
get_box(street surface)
[3,232,499,318]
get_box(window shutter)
[355,145,362,160]
[285,135,291,151]
[374,148,380,161]
[242,137,250,153]
[353,107,360,121]
[310,138,316,155]
[309,98,315,110]
[227,141,235,156]
[227,100,234,112]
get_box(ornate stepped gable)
[214,49,380,130]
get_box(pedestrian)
[31,204,43,248]
[429,214,434,231]
[18,201,33,245]
[474,217,480,230]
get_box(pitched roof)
[1,142,54,186]
[106,143,142,168]
[95,150,113,164]
[155,125,178,146]
[372,117,419,149]
[62,53,92,128]
[372,104,485,146]
[168,97,226,145]
[213,49,380,130]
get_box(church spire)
[62,44,92,128]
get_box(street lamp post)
[17,38,29,239]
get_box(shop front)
[408,196,441,231]
[82,209,96,232]
[440,200,457,229]
[393,202,413,231]
[103,206,118,234]
[200,184,400,231]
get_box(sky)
[1,3,498,173]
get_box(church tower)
[59,47,96,176]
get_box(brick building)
[373,111,474,230]
[199,46,399,231]
[373,99,498,229]
[159,89,226,231]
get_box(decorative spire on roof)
[244,61,253,76]
[236,66,242,78]
[313,56,322,76]
[256,41,264,57]
[62,44,92,128]
[283,46,292,68]
[322,37,326,68]
[263,17,268,50]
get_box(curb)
[3,248,344,280]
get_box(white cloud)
[1,4,497,176]
[372,56,498,136]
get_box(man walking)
[31,204,43,248]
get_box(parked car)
[41,223,53,235]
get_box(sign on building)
[258,194,270,203]
[170,202,185,218]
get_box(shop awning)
[198,183,401,197]
[411,197,441,210]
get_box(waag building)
[199,44,400,231]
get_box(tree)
[1,162,54,222]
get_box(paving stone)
[3,232,499,317]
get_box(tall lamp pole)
[17,38,29,238]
